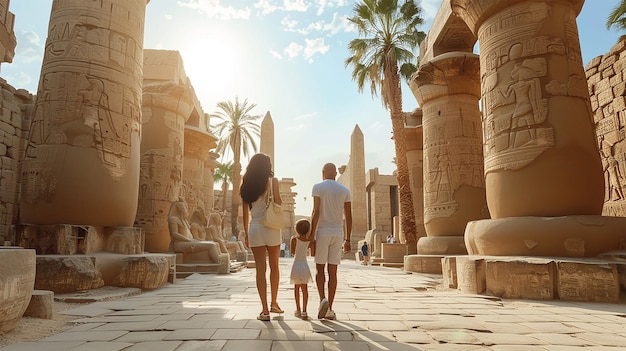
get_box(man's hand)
[342,240,351,254]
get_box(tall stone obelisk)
[350,125,367,237]
[260,111,274,167]
[20,0,149,226]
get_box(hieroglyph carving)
[480,3,585,174]
[25,0,143,182]
[423,99,484,223]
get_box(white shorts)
[248,222,281,248]
[314,235,343,265]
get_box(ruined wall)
[0,80,34,243]
[586,39,626,217]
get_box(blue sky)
[1,0,623,216]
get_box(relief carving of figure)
[600,137,625,201]
[502,62,546,148]
[168,200,220,263]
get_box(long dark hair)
[240,153,274,206]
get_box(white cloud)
[164,14,173,21]
[315,0,349,15]
[284,0,310,12]
[282,12,352,35]
[284,42,304,58]
[323,12,353,34]
[269,49,283,59]
[254,0,279,15]
[281,16,299,31]
[294,112,317,120]
[303,37,329,61]
[15,30,43,64]
[177,0,251,20]
[287,123,307,131]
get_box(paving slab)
[2,259,626,351]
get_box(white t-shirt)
[312,179,351,236]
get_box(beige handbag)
[263,178,284,230]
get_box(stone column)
[137,82,193,253]
[279,178,297,243]
[20,0,148,226]
[404,110,427,248]
[410,52,486,255]
[205,151,220,211]
[451,0,626,256]
[182,126,216,214]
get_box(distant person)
[311,162,352,320]
[360,241,369,265]
[290,219,314,320]
[240,153,284,321]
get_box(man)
[310,163,352,320]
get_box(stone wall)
[586,38,626,217]
[0,79,34,244]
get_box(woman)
[240,153,283,321]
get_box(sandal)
[257,312,270,321]
[301,311,308,320]
[270,305,284,313]
[294,311,301,318]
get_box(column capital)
[450,0,584,36]
[410,51,480,105]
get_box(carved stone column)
[452,0,626,256]
[137,82,193,253]
[182,126,216,214]
[20,0,148,226]
[410,52,486,255]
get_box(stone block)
[104,226,144,254]
[80,226,105,254]
[602,66,615,79]
[56,225,78,255]
[584,65,597,79]
[114,255,171,289]
[456,256,486,294]
[35,255,104,293]
[587,72,601,88]
[24,290,54,319]
[0,248,36,334]
[381,243,408,263]
[404,254,442,274]
[556,260,619,303]
[485,257,555,300]
[609,70,623,86]
[442,256,457,289]
[585,55,602,70]
[598,54,617,72]
[598,88,615,108]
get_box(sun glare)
[179,31,242,109]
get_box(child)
[361,241,369,265]
[290,219,314,319]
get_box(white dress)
[290,238,313,284]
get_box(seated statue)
[208,212,247,260]
[189,208,208,241]
[168,200,221,264]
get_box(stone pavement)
[2,258,626,351]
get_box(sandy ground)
[0,301,84,348]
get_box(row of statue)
[168,199,247,264]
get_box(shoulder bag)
[263,177,284,230]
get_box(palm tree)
[213,161,233,230]
[606,1,626,32]
[345,0,425,250]
[211,97,262,237]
